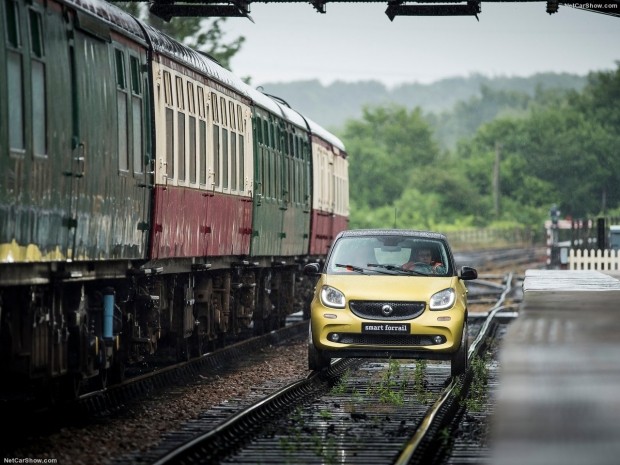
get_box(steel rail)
[151,357,361,465]
[75,320,309,415]
[393,273,519,465]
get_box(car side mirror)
[459,266,478,280]
[303,262,321,276]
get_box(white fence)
[569,249,620,270]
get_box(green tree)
[456,65,620,221]
[429,85,532,150]
[342,105,439,210]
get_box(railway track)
[127,273,520,465]
[76,320,309,416]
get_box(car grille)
[333,333,436,346]
[349,301,425,320]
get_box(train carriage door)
[65,11,149,260]
[127,50,152,252]
[251,110,282,256]
[275,119,287,253]
[64,12,86,260]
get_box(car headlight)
[320,285,346,309]
[430,288,456,310]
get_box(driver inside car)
[402,247,445,273]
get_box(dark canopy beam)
[108,0,620,21]
[386,1,481,20]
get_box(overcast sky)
[221,2,620,87]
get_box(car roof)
[336,229,447,241]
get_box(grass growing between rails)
[462,354,490,412]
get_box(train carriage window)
[262,120,268,147]
[28,9,46,157]
[300,162,305,204]
[115,49,129,172]
[288,133,293,158]
[262,151,269,198]
[165,108,174,179]
[213,125,220,187]
[163,71,173,106]
[197,87,205,119]
[274,124,279,152]
[143,77,152,166]
[187,82,195,114]
[211,93,218,123]
[117,94,128,171]
[130,56,141,94]
[290,159,296,203]
[283,157,289,203]
[231,132,237,190]
[199,120,207,185]
[275,152,281,201]
[130,56,143,174]
[222,128,229,189]
[8,51,25,152]
[115,49,126,90]
[176,76,184,110]
[237,104,243,133]
[238,135,245,192]
[220,97,227,129]
[173,76,186,181]
[295,162,301,204]
[262,120,269,146]
[255,116,262,144]
[28,9,44,57]
[177,112,185,181]
[229,101,236,130]
[189,116,196,183]
[5,0,21,47]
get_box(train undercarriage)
[0,257,314,405]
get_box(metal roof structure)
[109,0,620,21]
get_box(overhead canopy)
[108,0,620,21]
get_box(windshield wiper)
[367,263,426,276]
[334,263,395,275]
[335,263,366,273]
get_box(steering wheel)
[412,262,433,272]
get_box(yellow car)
[304,229,477,376]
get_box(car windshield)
[326,235,451,276]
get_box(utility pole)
[493,142,501,217]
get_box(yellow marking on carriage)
[1,240,67,263]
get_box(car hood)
[319,274,458,301]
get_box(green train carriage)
[0,0,152,395]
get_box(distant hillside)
[258,73,587,132]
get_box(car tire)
[450,321,468,377]
[308,326,331,371]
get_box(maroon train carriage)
[307,117,349,256]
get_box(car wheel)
[450,321,468,377]
[308,325,331,371]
